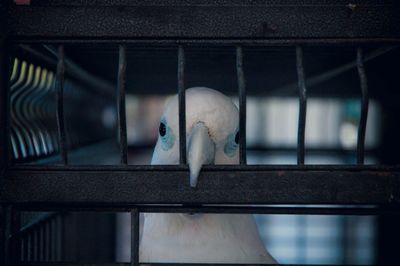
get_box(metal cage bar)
[131,209,139,266]
[55,45,68,165]
[0,207,5,266]
[236,46,247,165]
[178,46,186,165]
[0,41,10,169]
[6,2,400,40]
[117,45,128,165]
[296,46,307,165]
[356,47,369,165]
[17,263,338,266]
[10,207,21,265]
[29,231,34,261]
[3,165,400,206]
[0,40,10,266]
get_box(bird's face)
[151,87,239,187]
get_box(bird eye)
[158,118,175,151]
[235,131,239,144]
[224,129,239,157]
[159,122,166,137]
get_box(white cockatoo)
[140,87,277,264]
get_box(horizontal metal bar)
[18,262,346,266]
[13,205,400,216]
[137,205,400,216]
[16,263,372,266]
[17,0,400,7]
[20,263,129,266]
[1,167,399,205]
[10,38,400,45]
[7,3,400,39]
[20,263,348,266]
[128,144,378,155]
[7,164,400,171]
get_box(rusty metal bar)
[356,47,369,165]
[117,45,128,165]
[236,46,247,165]
[296,46,307,165]
[55,45,68,165]
[178,46,186,165]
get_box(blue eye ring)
[159,117,175,151]
[224,128,239,157]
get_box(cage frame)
[1,0,400,265]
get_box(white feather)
[140,87,277,264]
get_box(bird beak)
[187,122,215,187]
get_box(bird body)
[140,213,274,263]
[140,87,277,264]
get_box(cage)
[1,0,400,265]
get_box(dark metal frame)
[1,1,400,265]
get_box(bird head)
[151,87,239,187]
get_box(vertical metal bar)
[356,47,369,165]
[10,207,20,265]
[20,236,24,261]
[49,219,54,261]
[40,225,45,261]
[236,46,247,164]
[22,233,28,261]
[0,206,5,266]
[117,45,128,165]
[0,40,10,168]
[58,213,63,261]
[131,209,139,266]
[3,206,11,266]
[296,46,307,165]
[34,228,39,261]
[178,46,186,165]
[37,227,41,261]
[45,221,50,261]
[56,215,61,261]
[55,45,68,164]
[29,231,34,261]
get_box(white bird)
[140,87,277,264]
